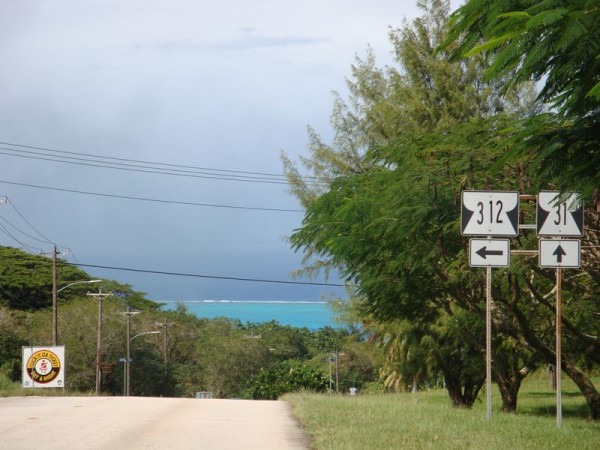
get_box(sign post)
[536,191,583,428]
[462,191,519,422]
[463,190,584,426]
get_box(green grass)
[284,379,599,449]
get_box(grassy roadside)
[284,379,599,450]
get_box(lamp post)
[87,288,112,395]
[53,279,101,345]
[127,331,160,396]
[121,307,140,396]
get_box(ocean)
[160,300,339,330]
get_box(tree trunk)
[512,303,600,420]
[491,345,531,413]
[562,359,600,421]
[444,372,485,408]
[495,374,522,413]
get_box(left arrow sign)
[476,246,504,259]
[469,239,510,267]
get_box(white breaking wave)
[160,299,327,304]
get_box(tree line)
[0,246,381,398]
[282,0,599,419]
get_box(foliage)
[0,246,378,398]
[283,0,600,418]
[0,246,91,310]
[246,360,329,400]
[446,0,600,197]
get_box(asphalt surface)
[0,396,309,449]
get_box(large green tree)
[285,0,538,409]
[286,0,600,418]
[446,0,600,196]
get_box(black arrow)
[553,244,567,263]
[476,246,503,259]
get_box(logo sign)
[461,191,519,236]
[469,239,510,267]
[537,191,584,236]
[22,346,65,388]
[539,239,580,268]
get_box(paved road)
[0,397,309,449]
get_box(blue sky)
[0,1,456,302]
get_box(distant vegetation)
[0,245,382,399]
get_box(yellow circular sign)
[26,350,61,384]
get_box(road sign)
[539,239,580,268]
[537,191,584,236]
[469,239,510,267]
[461,191,519,236]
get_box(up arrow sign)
[537,191,584,237]
[553,245,567,263]
[539,239,580,268]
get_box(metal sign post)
[486,266,493,421]
[556,268,563,428]
[462,191,520,422]
[462,190,583,426]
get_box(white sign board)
[461,191,519,236]
[537,192,584,236]
[539,239,580,268]
[469,239,510,267]
[22,346,65,388]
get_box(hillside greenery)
[0,245,381,399]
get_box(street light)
[121,307,140,397]
[126,331,160,397]
[53,279,101,345]
[87,288,113,395]
[57,279,102,294]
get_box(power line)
[0,140,304,179]
[0,141,320,185]
[0,148,290,184]
[0,214,50,245]
[0,196,75,258]
[0,179,305,213]
[6,196,54,244]
[0,221,45,253]
[0,252,346,287]
[69,261,346,287]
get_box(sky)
[0,0,459,303]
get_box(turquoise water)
[161,300,338,330]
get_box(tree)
[445,0,600,197]
[285,0,538,409]
[246,361,329,400]
[445,0,600,419]
[0,246,92,310]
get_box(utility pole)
[155,318,174,376]
[52,244,59,346]
[121,307,140,396]
[87,288,112,396]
